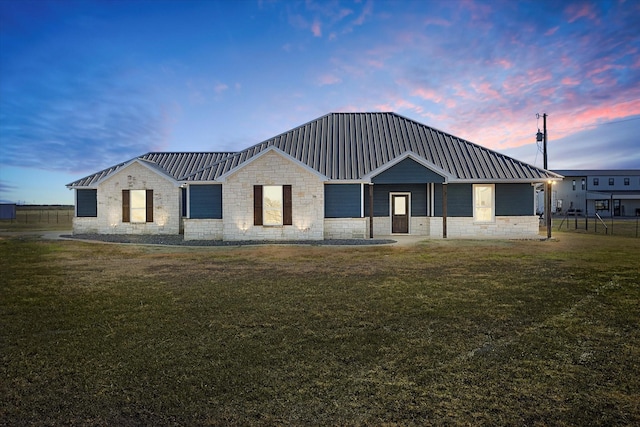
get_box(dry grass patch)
[1,234,639,425]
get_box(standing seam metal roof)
[68,112,561,187]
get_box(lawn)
[1,232,639,425]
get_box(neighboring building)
[553,170,640,217]
[67,112,562,240]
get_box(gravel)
[62,234,396,246]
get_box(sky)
[1,0,639,204]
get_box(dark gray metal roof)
[185,112,561,182]
[68,112,561,188]
[67,152,235,187]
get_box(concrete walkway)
[3,230,428,247]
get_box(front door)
[613,199,621,216]
[392,194,409,234]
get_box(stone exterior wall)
[184,219,223,240]
[364,216,540,239]
[73,162,180,235]
[324,218,367,239]
[222,150,325,241]
[444,216,540,238]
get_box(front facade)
[553,170,640,217]
[68,112,561,240]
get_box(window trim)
[473,184,495,223]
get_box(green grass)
[1,233,639,425]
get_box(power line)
[552,115,640,133]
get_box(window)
[624,178,630,186]
[594,200,609,211]
[572,180,576,191]
[609,178,614,186]
[122,189,153,223]
[473,184,494,222]
[254,185,292,226]
[581,179,585,190]
[263,186,283,225]
[76,189,97,217]
[593,178,599,186]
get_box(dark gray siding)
[434,184,472,217]
[190,185,222,219]
[77,189,97,217]
[372,158,445,184]
[496,183,534,216]
[325,184,361,218]
[364,184,427,216]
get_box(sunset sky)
[1,0,639,204]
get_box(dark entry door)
[613,199,621,216]
[392,194,409,234]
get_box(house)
[67,112,562,240]
[552,170,640,217]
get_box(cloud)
[565,3,598,24]
[214,83,229,94]
[317,74,342,86]
[502,116,640,169]
[311,19,322,37]
[0,62,169,175]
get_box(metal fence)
[556,212,640,238]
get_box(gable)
[100,160,179,187]
[219,146,328,182]
[371,157,446,184]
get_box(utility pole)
[543,113,552,239]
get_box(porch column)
[369,183,374,239]
[442,183,447,238]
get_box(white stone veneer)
[222,150,325,241]
[364,215,540,239]
[184,219,223,240]
[72,162,180,235]
[324,218,367,239]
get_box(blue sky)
[1,0,639,204]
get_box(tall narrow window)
[593,178,599,186]
[263,186,283,225]
[624,178,630,186]
[572,180,576,191]
[609,178,615,185]
[473,184,494,222]
[581,179,585,190]
[130,190,147,222]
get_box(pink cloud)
[561,77,580,86]
[566,3,598,23]
[586,64,621,78]
[424,17,451,27]
[545,26,559,36]
[317,74,342,86]
[412,88,442,103]
[470,81,502,101]
[311,20,322,37]
[495,59,513,69]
